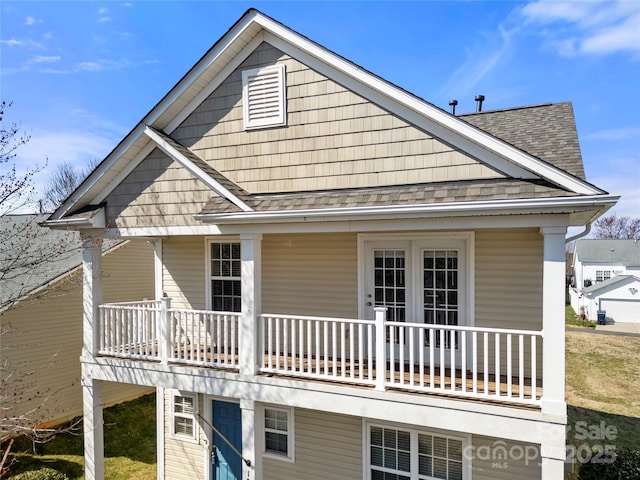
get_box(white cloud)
[438,24,516,99]
[30,55,61,64]
[13,128,119,210]
[24,16,42,26]
[521,1,640,57]
[1,38,45,49]
[584,127,640,141]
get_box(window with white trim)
[368,424,467,480]
[210,242,241,312]
[595,270,611,282]
[263,407,294,461]
[242,64,287,129]
[172,393,197,441]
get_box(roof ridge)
[458,102,563,117]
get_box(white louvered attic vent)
[242,64,286,130]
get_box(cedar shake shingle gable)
[198,102,589,216]
[146,125,252,204]
[460,102,586,180]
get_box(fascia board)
[143,127,253,212]
[195,194,620,225]
[164,33,265,134]
[44,206,106,229]
[255,15,601,196]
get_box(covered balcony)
[98,300,543,407]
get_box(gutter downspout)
[565,222,592,244]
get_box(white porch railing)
[259,309,543,406]
[100,300,161,359]
[98,301,543,406]
[99,300,240,369]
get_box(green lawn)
[7,394,157,479]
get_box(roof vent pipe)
[475,94,485,112]
[449,99,458,115]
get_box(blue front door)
[212,400,242,480]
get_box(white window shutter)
[242,64,286,129]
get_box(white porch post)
[241,399,257,480]
[374,307,387,391]
[81,233,103,359]
[82,376,104,480]
[159,297,171,365]
[240,234,262,376]
[540,227,567,418]
[540,423,568,480]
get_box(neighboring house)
[569,239,640,323]
[44,10,618,480]
[0,214,154,428]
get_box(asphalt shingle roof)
[200,178,575,215]
[575,239,640,266]
[460,102,586,180]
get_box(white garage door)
[600,299,640,323]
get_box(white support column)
[82,376,104,480]
[156,387,165,480]
[241,399,257,480]
[240,234,262,376]
[159,297,171,365]
[81,233,103,359]
[374,307,387,391]
[540,422,568,479]
[152,239,164,299]
[540,227,567,418]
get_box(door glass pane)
[373,250,406,324]
[374,250,406,344]
[423,250,459,348]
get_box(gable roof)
[582,274,640,294]
[46,9,616,230]
[575,239,640,266]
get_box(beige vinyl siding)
[471,435,541,479]
[0,241,155,426]
[263,408,362,480]
[175,42,503,194]
[163,391,206,480]
[106,148,215,229]
[162,236,208,310]
[475,228,543,330]
[475,228,544,378]
[262,233,358,318]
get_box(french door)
[363,236,469,364]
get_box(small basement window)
[263,406,294,461]
[242,64,286,130]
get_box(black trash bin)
[597,311,606,325]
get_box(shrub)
[12,468,69,480]
[578,449,640,480]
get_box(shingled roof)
[460,102,586,180]
[200,178,576,215]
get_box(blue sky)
[1,1,639,220]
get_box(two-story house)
[45,9,618,480]
[570,239,640,323]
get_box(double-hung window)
[368,424,467,480]
[263,406,294,461]
[210,242,241,312]
[595,270,611,282]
